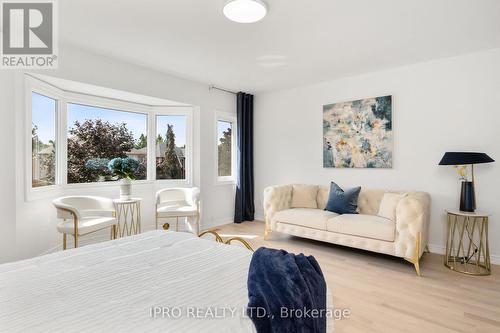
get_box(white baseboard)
[37,218,234,257]
[428,243,500,265]
[206,217,235,230]
[39,243,63,255]
[39,222,500,266]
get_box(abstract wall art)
[323,95,392,168]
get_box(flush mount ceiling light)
[223,0,268,23]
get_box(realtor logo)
[1,0,58,68]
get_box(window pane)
[156,115,186,180]
[32,92,56,188]
[217,120,232,177]
[67,103,147,183]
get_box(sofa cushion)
[324,182,361,214]
[326,214,395,242]
[274,208,338,230]
[318,187,386,214]
[378,192,407,221]
[291,184,318,209]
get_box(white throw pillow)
[378,192,407,221]
[291,185,319,209]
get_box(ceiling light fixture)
[223,0,268,23]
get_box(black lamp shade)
[439,152,494,165]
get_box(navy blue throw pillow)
[324,182,361,214]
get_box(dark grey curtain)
[234,92,254,223]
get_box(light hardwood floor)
[215,221,500,333]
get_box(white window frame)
[24,76,194,201]
[215,110,237,185]
[25,77,64,199]
[153,107,194,185]
[63,93,151,187]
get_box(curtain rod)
[209,85,237,95]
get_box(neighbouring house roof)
[37,146,54,155]
[126,144,185,159]
[127,147,147,156]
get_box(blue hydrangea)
[107,158,123,173]
[121,157,139,174]
[107,157,139,180]
[85,158,110,172]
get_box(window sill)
[64,180,153,189]
[215,178,237,186]
[25,179,194,202]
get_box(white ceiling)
[60,0,500,93]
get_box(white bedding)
[0,231,256,333]
[1,231,334,333]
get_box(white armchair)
[52,196,118,249]
[156,187,200,235]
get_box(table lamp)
[439,152,494,212]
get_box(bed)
[0,230,332,332]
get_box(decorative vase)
[460,181,475,212]
[120,178,132,200]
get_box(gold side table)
[445,210,490,276]
[113,198,142,237]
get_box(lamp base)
[460,181,475,212]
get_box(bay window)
[31,92,57,188]
[26,76,194,199]
[66,103,148,183]
[155,114,187,180]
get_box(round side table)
[113,198,142,237]
[445,210,490,276]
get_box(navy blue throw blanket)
[247,248,327,333]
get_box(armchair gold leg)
[155,204,158,230]
[196,214,200,236]
[63,234,67,250]
[404,232,422,276]
[74,232,78,249]
[111,225,117,240]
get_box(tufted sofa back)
[264,184,431,259]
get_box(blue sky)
[32,92,56,143]
[68,103,147,141]
[32,92,188,147]
[156,115,186,147]
[217,120,231,144]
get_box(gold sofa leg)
[264,227,271,240]
[404,232,422,276]
[263,214,271,240]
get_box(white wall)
[0,43,237,263]
[0,72,17,263]
[254,48,500,261]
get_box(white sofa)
[263,185,431,275]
